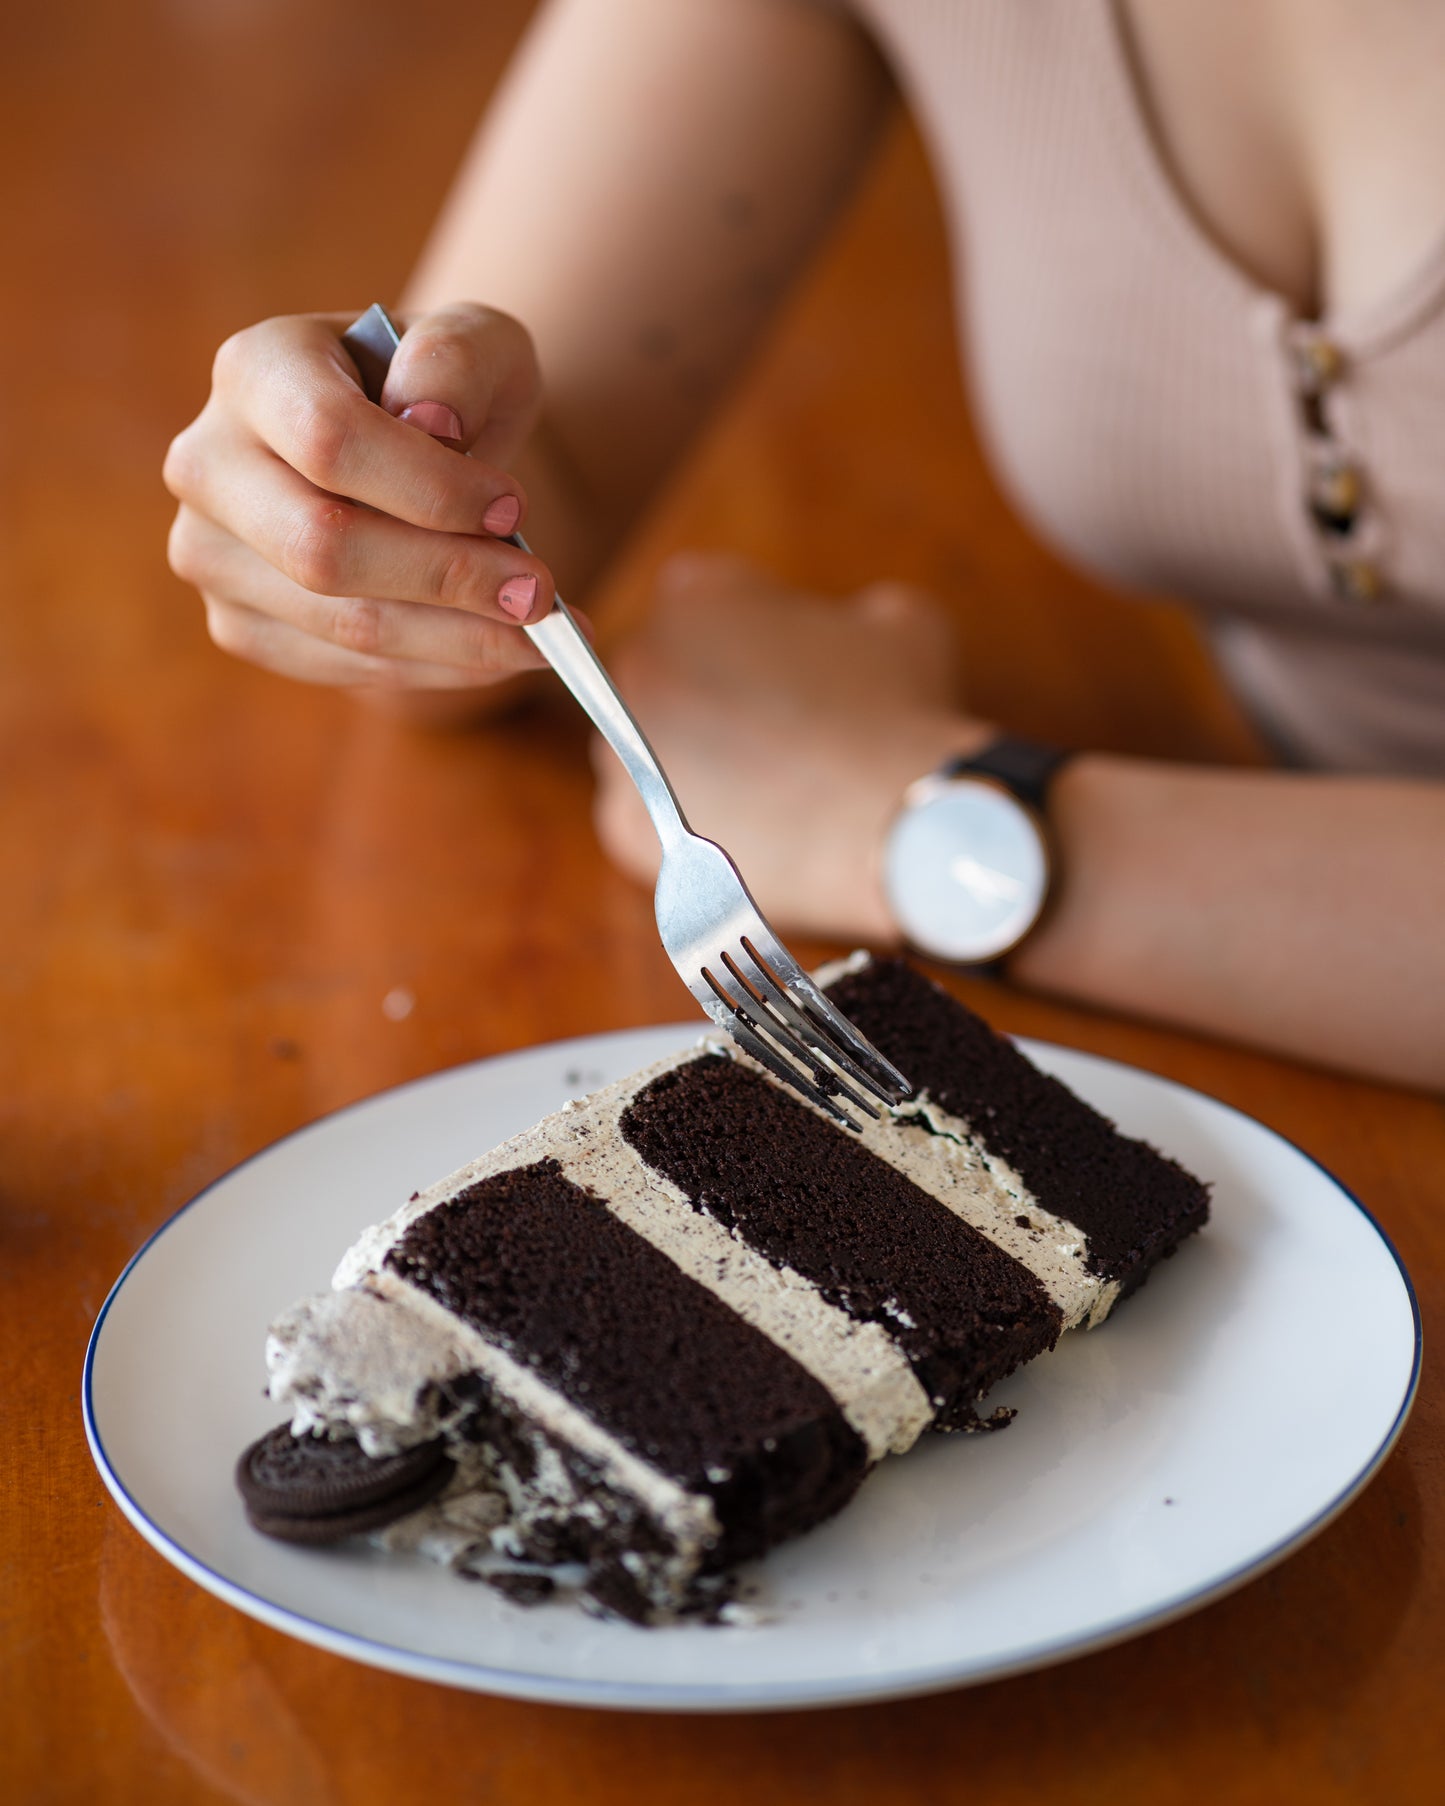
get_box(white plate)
[84,1028,1420,1712]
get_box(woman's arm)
[1012,756,1445,1090]
[406,0,895,600]
[593,557,1445,1093]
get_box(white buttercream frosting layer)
[335,1054,934,1461]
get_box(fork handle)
[340,305,692,851]
[514,542,691,847]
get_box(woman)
[163,0,1445,1088]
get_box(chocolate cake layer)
[620,1058,1062,1426]
[825,960,1210,1287]
[385,1158,867,1559]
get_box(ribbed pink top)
[856,0,1445,773]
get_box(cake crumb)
[483,1571,557,1607]
[716,1601,772,1627]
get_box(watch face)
[883,778,1049,963]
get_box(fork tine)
[697,969,868,1131]
[724,943,901,1112]
[713,955,884,1119]
[740,931,913,1102]
[797,979,913,1098]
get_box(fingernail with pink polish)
[483,493,522,536]
[397,400,463,440]
[498,574,538,621]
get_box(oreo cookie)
[237,1424,451,1544]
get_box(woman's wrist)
[998,752,1115,990]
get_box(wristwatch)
[881,737,1072,968]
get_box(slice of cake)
[250,958,1208,1623]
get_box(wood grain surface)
[3,5,1440,1802]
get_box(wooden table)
[4,6,1440,1801]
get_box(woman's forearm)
[401,0,895,601]
[1012,755,1445,1089]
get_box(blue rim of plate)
[82,1034,1423,1713]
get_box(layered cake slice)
[249,958,1208,1623]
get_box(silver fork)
[342,305,912,1128]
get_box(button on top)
[1309,458,1362,535]
[1293,333,1346,397]
[1328,558,1384,604]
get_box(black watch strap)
[940,737,1071,815]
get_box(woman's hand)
[164,304,560,690]
[592,554,993,944]
[164,0,894,701]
